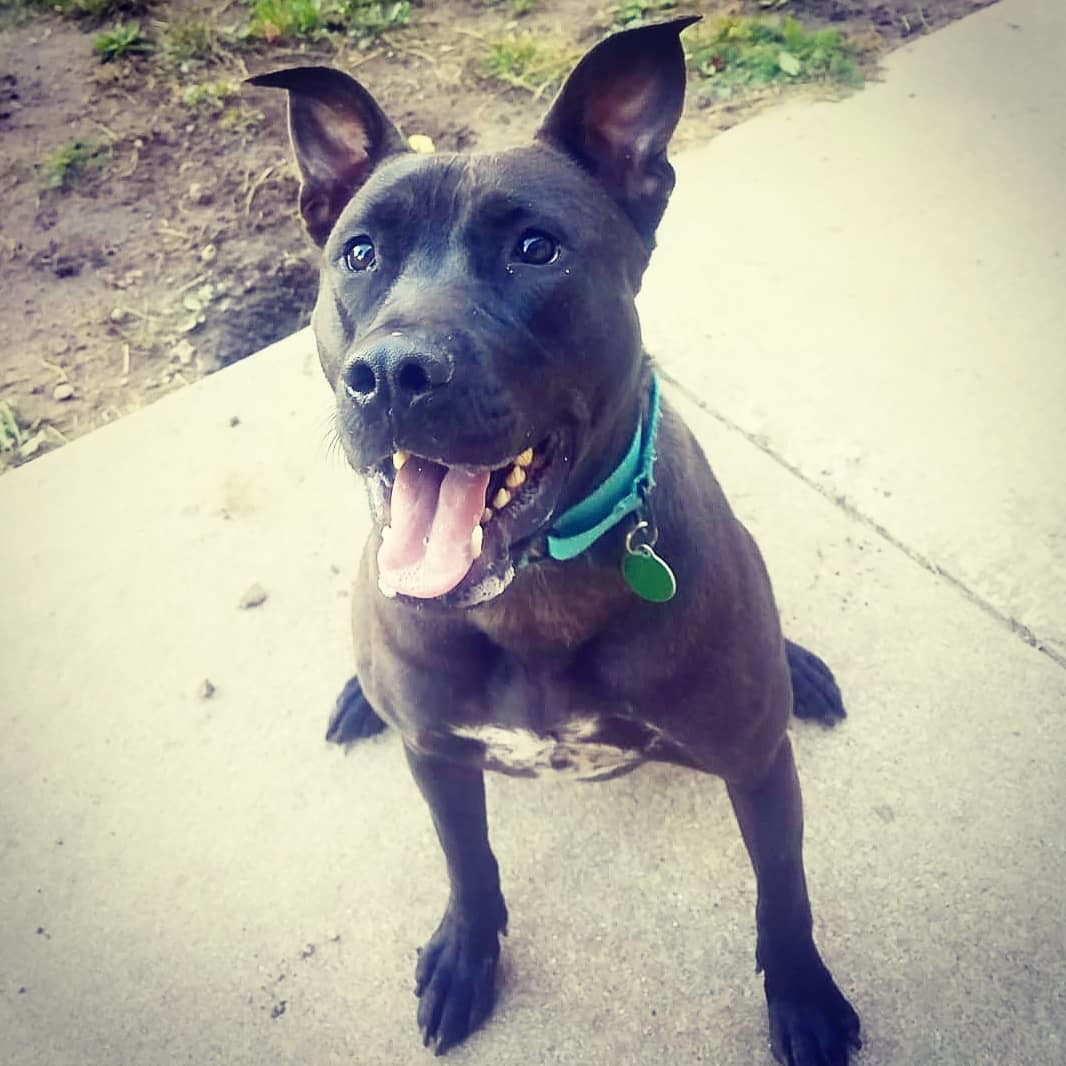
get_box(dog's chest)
[449,716,650,780]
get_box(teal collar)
[546,375,662,562]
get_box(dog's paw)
[414,904,506,1056]
[766,966,861,1066]
[785,640,847,727]
[325,676,388,746]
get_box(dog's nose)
[343,345,452,403]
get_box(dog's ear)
[247,66,409,246]
[536,16,699,247]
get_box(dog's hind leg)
[325,675,389,745]
[785,639,847,727]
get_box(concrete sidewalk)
[2,2,1064,1064]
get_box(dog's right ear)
[247,67,409,246]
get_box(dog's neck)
[546,375,661,562]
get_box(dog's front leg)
[405,745,509,1055]
[727,737,861,1065]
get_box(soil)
[0,0,994,471]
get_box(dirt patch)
[0,0,995,470]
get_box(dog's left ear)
[247,66,409,246]
[536,16,699,248]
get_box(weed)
[159,17,224,64]
[0,401,61,465]
[685,14,862,101]
[181,79,240,111]
[334,0,412,41]
[24,0,150,21]
[478,0,539,13]
[219,105,266,136]
[93,20,151,61]
[608,0,677,31]
[0,400,26,454]
[36,138,111,193]
[247,0,325,42]
[239,0,413,45]
[482,35,578,99]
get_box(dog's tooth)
[504,465,526,490]
[481,507,493,525]
[515,447,534,468]
[470,525,483,560]
[492,487,512,510]
[393,450,409,470]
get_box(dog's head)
[250,17,696,607]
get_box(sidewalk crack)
[659,369,1066,671]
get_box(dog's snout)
[343,343,452,404]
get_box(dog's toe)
[767,965,861,1066]
[325,675,388,746]
[414,913,501,1055]
[785,640,847,727]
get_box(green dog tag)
[622,545,677,603]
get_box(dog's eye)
[514,230,559,266]
[343,237,376,273]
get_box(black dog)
[251,16,860,1064]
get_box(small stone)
[187,182,212,206]
[109,307,128,323]
[229,416,240,428]
[200,243,218,264]
[198,678,216,700]
[171,339,196,366]
[239,583,268,609]
[52,382,74,401]
[407,133,435,155]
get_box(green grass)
[159,16,224,64]
[180,79,240,111]
[482,35,579,99]
[0,400,65,466]
[36,138,112,193]
[23,0,151,21]
[333,0,412,40]
[93,20,151,61]
[478,0,540,14]
[607,0,678,31]
[244,0,411,44]
[685,14,863,101]
[246,0,324,41]
[0,400,27,456]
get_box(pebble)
[239,583,268,609]
[408,134,436,154]
[171,339,196,366]
[52,383,74,401]
[198,678,216,700]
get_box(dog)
[250,16,861,1064]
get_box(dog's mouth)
[367,431,571,606]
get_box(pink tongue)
[378,460,490,598]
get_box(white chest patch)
[450,717,644,780]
